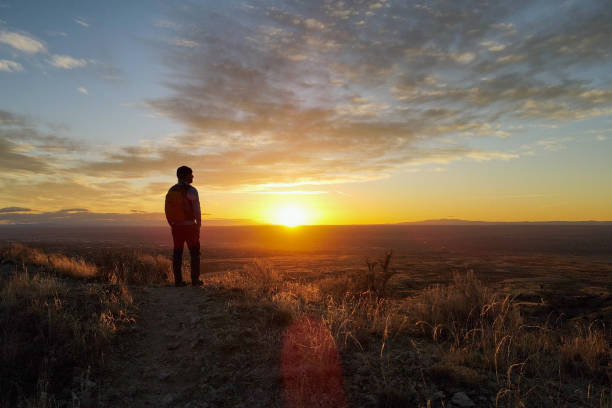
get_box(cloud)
[480,40,506,52]
[174,38,198,48]
[0,206,32,213]
[3,0,612,200]
[125,0,612,190]
[0,206,254,226]
[0,30,46,53]
[0,109,86,174]
[74,17,89,27]
[0,29,90,73]
[535,137,574,151]
[49,54,88,69]
[47,30,68,37]
[77,87,88,95]
[0,59,22,72]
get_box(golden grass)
[0,251,134,407]
[2,243,609,407]
[3,242,98,278]
[561,322,611,379]
[106,251,171,284]
[206,258,610,407]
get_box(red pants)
[170,225,200,283]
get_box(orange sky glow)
[1,1,611,226]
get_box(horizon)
[1,213,612,228]
[1,0,612,224]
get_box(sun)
[276,206,307,227]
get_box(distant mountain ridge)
[398,218,612,225]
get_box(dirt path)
[98,285,286,408]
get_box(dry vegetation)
[0,243,140,407]
[206,254,611,407]
[1,241,610,407]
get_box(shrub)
[408,270,522,345]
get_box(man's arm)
[189,187,202,227]
[164,189,173,226]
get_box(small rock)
[158,371,171,381]
[167,342,180,350]
[451,392,475,407]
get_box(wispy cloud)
[0,59,23,72]
[47,30,68,37]
[0,110,86,174]
[174,38,198,48]
[0,30,46,53]
[77,87,88,95]
[0,206,32,213]
[74,17,89,27]
[49,54,87,69]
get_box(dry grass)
[206,258,610,407]
[2,243,172,285]
[408,270,522,346]
[3,242,98,278]
[561,322,611,380]
[404,270,611,407]
[104,251,171,285]
[0,248,134,407]
[2,242,609,407]
[281,316,346,408]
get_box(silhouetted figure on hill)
[165,165,203,286]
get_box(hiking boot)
[192,279,203,287]
[175,281,187,287]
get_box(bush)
[408,270,522,345]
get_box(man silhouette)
[165,166,203,286]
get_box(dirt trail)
[98,286,285,408]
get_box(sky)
[1,0,611,225]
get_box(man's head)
[176,165,193,183]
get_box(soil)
[96,285,286,408]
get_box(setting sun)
[276,206,307,227]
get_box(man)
[165,165,203,286]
